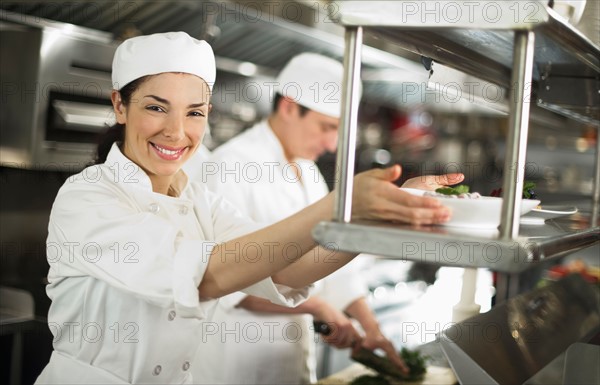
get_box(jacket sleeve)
[47,176,217,319]
[198,185,312,309]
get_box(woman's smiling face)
[112,72,211,191]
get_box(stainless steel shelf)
[313,219,599,273]
[330,1,600,124]
[319,1,600,280]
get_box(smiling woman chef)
[35,32,457,384]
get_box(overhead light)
[238,62,257,77]
[215,56,275,78]
[428,62,508,115]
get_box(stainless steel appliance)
[1,15,117,170]
[440,274,600,384]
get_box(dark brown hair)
[95,76,149,164]
[272,92,309,117]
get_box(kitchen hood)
[0,0,504,115]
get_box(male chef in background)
[191,53,408,384]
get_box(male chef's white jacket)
[192,121,368,384]
[35,143,310,384]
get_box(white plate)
[400,188,541,229]
[520,205,578,225]
[525,205,578,219]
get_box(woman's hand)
[402,172,465,191]
[351,165,451,225]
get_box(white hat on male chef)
[112,31,216,91]
[275,53,361,119]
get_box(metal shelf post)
[499,30,536,241]
[334,26,363,223]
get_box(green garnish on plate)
[523,181,537,199]
[435,185,470,195]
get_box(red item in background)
[548,261,599,284]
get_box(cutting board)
[316,363,457,385]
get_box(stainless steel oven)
[1,14,117,170]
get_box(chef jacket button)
[149,203,160,213]
[182,361,190,371]
[179,206,189,215]
[152,365,162,376]
[168,310,176,321]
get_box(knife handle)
[313,320,332,335]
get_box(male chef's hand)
[357,327,410,375]
[344,298,410,375]
[312,305,361,349]
[402,172,465,191]
[352,165,451,225]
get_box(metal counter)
[440,274,600,384]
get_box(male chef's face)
[112,72,211,183]
[286,102,339,161]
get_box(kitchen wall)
[0,166,67,384]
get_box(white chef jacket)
[35,143,310,384]
[192,121,367,384]
[182,145,212,181]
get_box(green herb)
[523,181,537,199]
[435,185,470,195]
[400,348,428,380]
[491,181,538,199]
[351,347,428,382]
[350,374,391,385]
[351,348,406,380]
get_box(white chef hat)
[275,53,353,119]
[112,31,216,91]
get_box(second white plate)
[520,205,578,225]
[525,206,578,219]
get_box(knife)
[312,320,408,381]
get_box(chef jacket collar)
[104,142,189,197]
[260,120,314,166]
[258,121,288,165]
